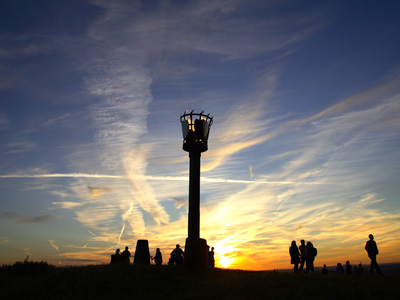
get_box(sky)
[0,0,399,270]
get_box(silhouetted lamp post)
[180,110,213,268]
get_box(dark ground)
[1,261,399,299]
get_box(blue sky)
[1,0,399,269]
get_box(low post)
[134,239,150,265]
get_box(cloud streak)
[0,174,125,179]
[0,213,57,224]
[0,173,324,185]
[48,240,59,252]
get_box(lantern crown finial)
[180,111,213,152]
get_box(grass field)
[1,261,399,299]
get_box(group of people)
[321,261,364,275]
[166,244,215,267]
[289,239,317,273]
[111,244,215,267]
[290,234,382,275]
[167,244,184,266]
[110,246,131,264]
[329,261,365,275]
[110,234,382,273]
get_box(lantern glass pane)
[181,120,190,139]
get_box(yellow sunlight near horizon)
[213,242,238,269]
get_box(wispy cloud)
[0,35,51,59]
[1,139,37,154]
[0,111,9,130]
[0,174,124,179]
[43,113,73,127]
[0,172,324,185]
[249,165,254,179]
[48,240,59,252]
[0,213,57,224]
[52,202,82,209]
[304,75,400,124]
[87,186,113,197]
[169,197,188,211]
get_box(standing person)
[322,264,329,274]
[289,240,300,272]
[171,244,184,266]
[121,246,131,264]
[168,253,175,266]
[111,248,121,264]
[154,248,163,265]
[306,241,317,273]
[336,263,344,274]
[298,239,307,272]
[357,263,364,274]
[345,261,352,275]
[208,246,215,267]
[365,234,382,274]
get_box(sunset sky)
[1,0,399,270]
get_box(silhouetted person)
[336,263,344,274]
[171,244,184,266]
[208,246,215,267]
[357,263,364,274]
[306,241,317,273]
[289,240,300,272]
[111,248,121,264]
[345,261,352,275]
[365,234,382,274]
[121,246,131,264]
[168,253,175,266]
[322,264,329,274]
[153,248,163,265]
[298,239,307,272]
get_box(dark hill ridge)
[1,262,399,299]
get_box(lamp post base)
[184,237,208,268]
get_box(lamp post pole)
[188,148,201,241]
[180,111,213,268]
